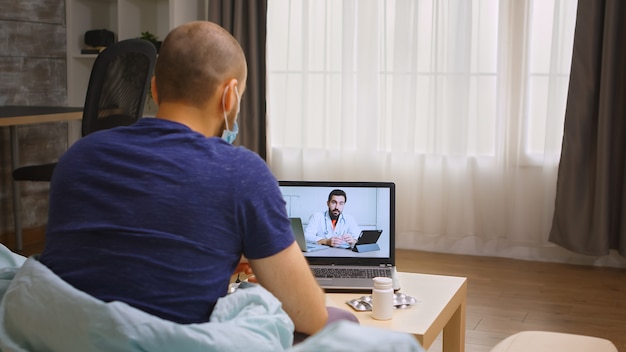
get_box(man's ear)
[222,79,239,112]
[150,76,159,105]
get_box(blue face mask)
[221,86,241,144]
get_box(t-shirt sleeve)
[233,152,294,259]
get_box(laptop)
[290,217,330,252]
[279,181,400,292]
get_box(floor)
[1,225,46,257]
[3,230,625,351]
[396,249,626,352]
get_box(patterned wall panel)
[0,0,67,235]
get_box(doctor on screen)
[304,189,361,248]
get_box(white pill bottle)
[371,276,394,320]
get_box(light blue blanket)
[0,245,422,352]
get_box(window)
[267,0,577,160]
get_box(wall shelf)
[65,0,208,142]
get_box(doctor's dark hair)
[328,189,347,202]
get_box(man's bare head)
[154,21,247,108]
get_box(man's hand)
[330,236,345,247]
[317,238,332,246]
[233,259,257,283]
[342,233,356,246]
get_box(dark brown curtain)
[208,0,268,160]
[549,0,626,256]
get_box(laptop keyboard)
[312,267,392,279]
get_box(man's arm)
[249,242,328,335]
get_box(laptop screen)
[278,181,396,266]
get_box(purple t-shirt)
[40,118,294,324]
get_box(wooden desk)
[0,106,83,127]
[326,272,467,352]
[1,106,83,251]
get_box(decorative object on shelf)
[85,29,115,46]
[82,29,115,54]
[140,31,162,53]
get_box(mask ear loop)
[222,84,241,131]
[222,85,230,131]
[234,86,241,115]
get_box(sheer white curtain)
[265,0,604,264]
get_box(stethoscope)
[323,211,343,235]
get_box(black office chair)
[11,39,157,248]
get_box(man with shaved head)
[40,21,345,338]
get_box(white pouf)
[490,331,618,352]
